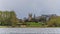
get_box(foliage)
[0,11,19,26]
[47,16,60,27]
[26,22,43,27]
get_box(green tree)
[10,11,19,27]
[47,16,60,27]
[0,11,19,27]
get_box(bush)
[26,22,43,27]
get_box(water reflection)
[0,28,60,34]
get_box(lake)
[0,28,60,34]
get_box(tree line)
[0,10,60,27]
[0,11,19,27]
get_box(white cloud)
[0,0,60,18]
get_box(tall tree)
[10,11,19,27]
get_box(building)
[28,13,32,21]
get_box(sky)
[0,0,60,19]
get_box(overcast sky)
[0,0,60,19]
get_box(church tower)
[28,13,32,21]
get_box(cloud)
[0,0,60,19]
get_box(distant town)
[0,10,60,28]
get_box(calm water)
[0,28,60,34]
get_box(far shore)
[0,26,60,28]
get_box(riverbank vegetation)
[0,11,60,28]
